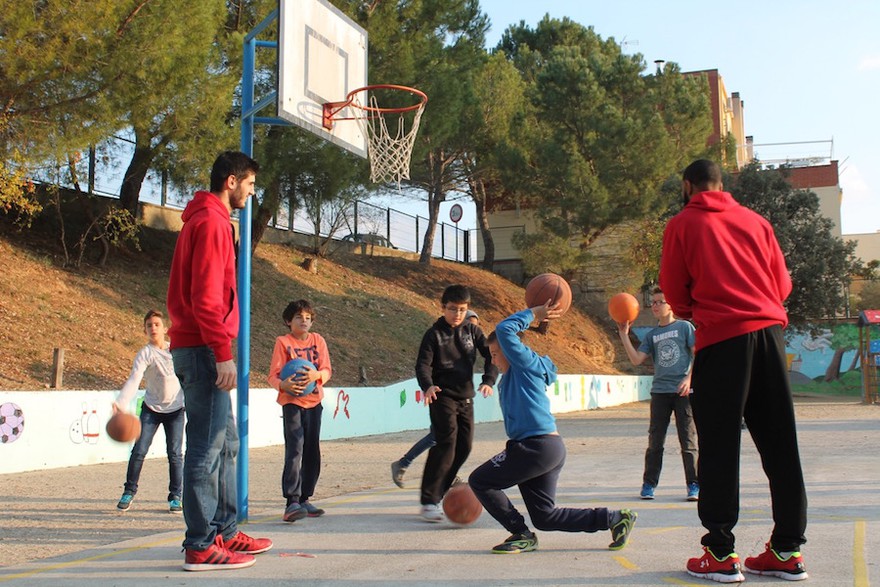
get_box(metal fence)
[33,134,476,263]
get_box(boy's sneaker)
[640,483,655,499]
[223,531,273,555]
[391,460,407,488]
[183,535,255,571]
[686,482,700,502]
[421,503,444,522]
[117,492,134,511]
[301,501,325,517]
[283,502,307,522]
[608,509,637,550]
[687,546,745,583]
[169,497,183,513]
[491,531,538,554]
[744,543,808,581]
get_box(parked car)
[340,233,397,249]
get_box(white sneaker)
[421,503,444,522]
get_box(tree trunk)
[824,347,847,382]
[471,178,495,270]
[418,149,450,265]
[848,350,860,372]
[118,129,155,216]
[251,176,281,255]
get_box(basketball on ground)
[106,412,141,443]
[442,482,483,525]
[608,292,640,323]
[524,273,572,314]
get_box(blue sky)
[473,0,880,236]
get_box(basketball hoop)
[323,84,427,185]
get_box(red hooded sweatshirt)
[659,190,791,352]
[167,191,239,362]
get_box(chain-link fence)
[34,134,476,263]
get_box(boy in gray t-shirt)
[617,287,698,501]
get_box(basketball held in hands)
[524,273,572,315]
[281,358,317,395]
[608,292,640,323]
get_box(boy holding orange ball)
[617,287,697,502]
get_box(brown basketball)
[106,412,141,443]
[442,482,483,525]
[608,292,640,323]
[524,273,573,315]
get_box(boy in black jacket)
[416,285,497,521]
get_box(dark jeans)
[644,393,698,487]
[400,428,435,468]
[281,403,323,505]
[171,346,239,551]
[691,325,807,555]
[420,395,473,505]
[123,405,184,501]
[469,434,609,535]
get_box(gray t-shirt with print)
[638,320,695,394]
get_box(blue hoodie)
[495,309,558,440]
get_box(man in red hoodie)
[660,159,807,583]
[167,151,272,571]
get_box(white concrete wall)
[0,374,651,475]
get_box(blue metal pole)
[236,31,256,524]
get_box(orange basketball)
[608,292,640,323]
[106,412,141,443]
[442,482,483,525]
[524,273,572,314]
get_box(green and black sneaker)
[608,509,637,550]
[491,531,538,554]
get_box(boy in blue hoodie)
[468,301,637,554]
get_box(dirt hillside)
[0,225,631,391]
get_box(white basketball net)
[352,94,425,185]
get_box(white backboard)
[278,0,368,158]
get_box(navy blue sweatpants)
[469,434,609,535]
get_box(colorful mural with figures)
[637,322,864,397]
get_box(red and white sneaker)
[183,535,255,571]
[686,546,745,583]
[223,530,274,554]
[744,543,808,581]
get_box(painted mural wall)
[634,322,864,393]
[0,374,652,475]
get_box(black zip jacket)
[414,318,498,400]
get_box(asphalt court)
[1,399,877,586]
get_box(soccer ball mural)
[0,402,24,444]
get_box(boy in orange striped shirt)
[268,299,332,522]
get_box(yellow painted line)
[645,526,687,535]
[854,519,869,587]
[0,536,180,582]
[0,489,392,582]
[661,578,702,585]
[613,555,638,570]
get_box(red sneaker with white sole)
[183,535,255,571]
[744,543,808,581]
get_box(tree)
[496,17,712,274]
[349,0,491,265]
[729,164,862,330]
[0,1,127,164]
[253,127,368,256]
[111,0,242,215]
[460,52,528,270]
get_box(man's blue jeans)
[123,405,184,501]
[171,346,239,550]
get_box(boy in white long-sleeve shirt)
[114,310,184,513]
